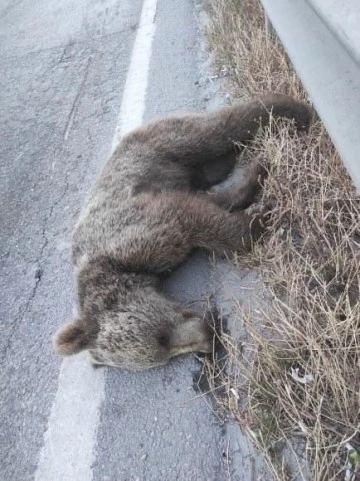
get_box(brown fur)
[53,94,311,371]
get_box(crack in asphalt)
[0,28,133,62]
[2,176,70,362]
[63,56,92,140]
[2,37,92,363]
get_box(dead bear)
[53,94,311,370]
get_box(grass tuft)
[205,0,360,479]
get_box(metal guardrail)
[260,0,360,191]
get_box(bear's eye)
[158,332,170,348]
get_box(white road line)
[34,354,106,481]
[112,0,158,149]
[35,0,158,479]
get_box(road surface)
[0,0,232,480]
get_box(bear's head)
[52,256,213,371]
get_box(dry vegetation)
[205,0,360,479]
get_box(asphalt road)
[0,0,230,480]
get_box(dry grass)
[205,0,360,480]
[206,0,306,100]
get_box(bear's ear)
[53,318,90,356]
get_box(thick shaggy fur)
[53,94,311,371]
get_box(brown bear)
[53,94,311,370]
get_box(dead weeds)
[205,0,360,479]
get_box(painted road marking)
[112,0,158,148]
[35,0,158,479]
